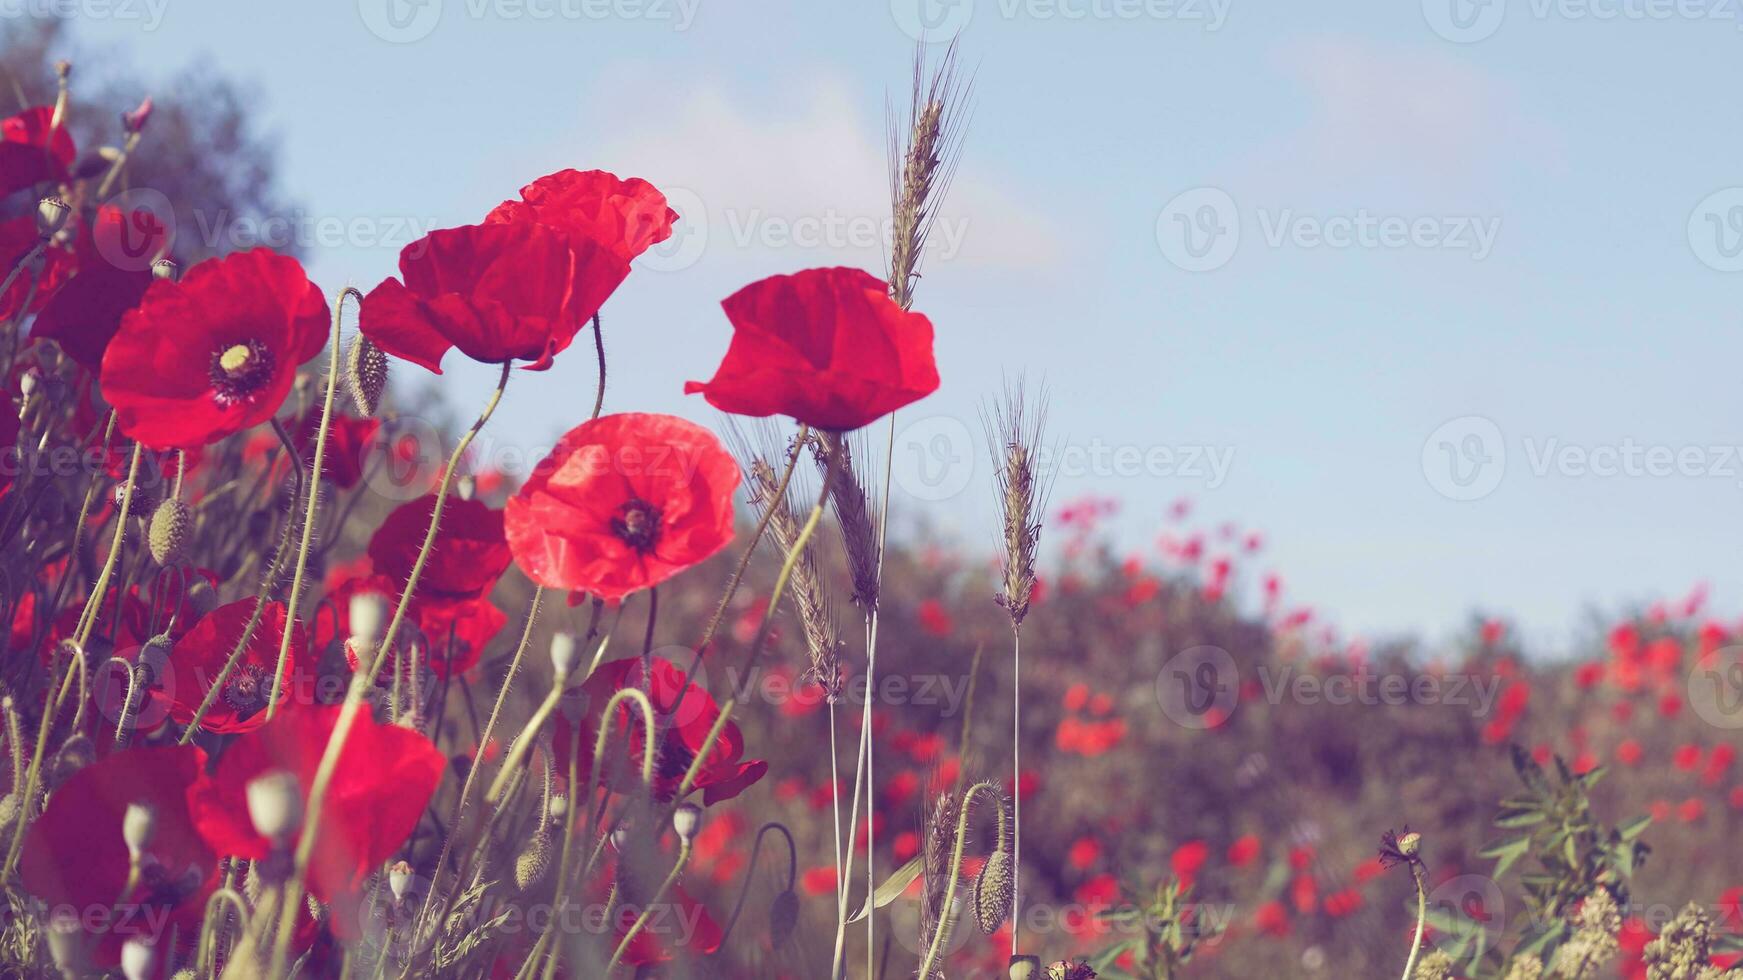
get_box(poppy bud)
[148,497,191,566]
[514,830,552,891]
[548,794,567,822]
[122,802,156,862]
[345,334,388,418]
[246,770,302,844]
[672,802,702,841]
[122,96,152,134]
[768,889,799,950]
[457,474,476,501]
[47,733,95,788]
[549,631,578,681]
[186,577,219,617]
[35,197,69,236]
[120,937,157,980]
[151,258,178,282]
[1009,955,1042,980]
[349,591,387,648]
[0,794,18,839]
[388,859,413,903]
[45,912,84,974]
[975,847,1014,935]
[113,478,155,514]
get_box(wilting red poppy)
[553,656,766,806]
[484,168,677,265]
[164,599,311,735]
[685,267,940,431]
[504,413,738,601]
[360,221,622,373]
[0,106,74,197]
[369,494,511,602]
[188,704,444,907]
[33,207,175,370]
[99,249,329,449]
[20,745,215,969]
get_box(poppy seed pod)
[457,474,476,501]
[549,631,578,680]
[35,197,68,236]
[151,258,178,282]
[344,334,388,418]
[121,803,156,862]
[349,591,388,649]
[148,497,191,566]
[120,937,157,980]
[185,577,219,617]
[245,770,302,845]
[388,860,414,903]
[1009,955,1042,980]
[672,802,702,841]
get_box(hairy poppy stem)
[266,286,362,722]
[576,688,659,885]
[714,821,797,953]
[417,585,543,948]
[1400,865,1427,980]
[604,837,692,974]
[267,361,511,979]
[916,780,1004,979]
[0,440,142,884]
[176,420,307,741]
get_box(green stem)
[604,838,691,974]
[266,361,511,978]
[267,286,360,721]
[1400,866,1427,980]
[916,780,1003,979]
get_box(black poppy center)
[223,663,269,718]
[655,736,694,788]
[610,498,662,553]
[209,339,274,407]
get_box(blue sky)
[57,0,1743,651]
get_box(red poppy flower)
[484,168,677,264]
[553,656,767,806]
[321,571,507,679]
[20,745,215,968]
[32,207,176,370]
[685,267,940,431]
[0,105,74,197]
[595,872,722,967]
[188,704,444,907]
[359,221,623,373]
[293,411,380,490]
[163,598,311,735]
[0,214,77,322]
[99,248,329,449]
[369,494,511,602]
[504,413,738,601]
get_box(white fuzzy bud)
[246,771,302,844]
[549,631,578,680]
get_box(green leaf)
[847,855,921,923]
[1619,815,1652,842]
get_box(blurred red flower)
[0,214,76,322]
[189,704,444,909]
[685,267,939,431]
[504,413,738,601]
[100,249,328,449]
[1227,834,1261,868]
[917,598,953,636]
[19,745,214,969]
[0,105,74,196]
[369,495,511,602]
[1171,839,1209,889]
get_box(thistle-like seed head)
[345,334,388,418]
[148,497,191,566]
